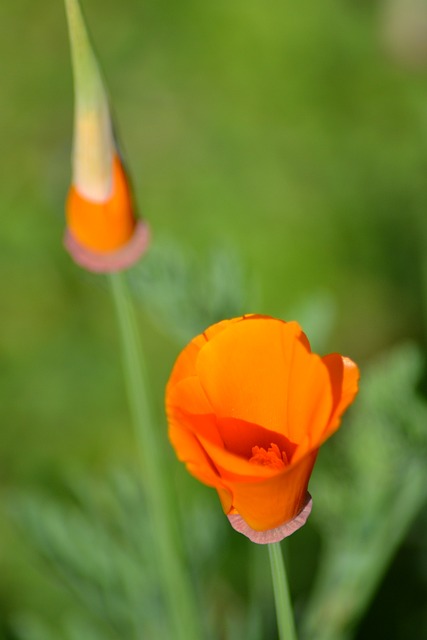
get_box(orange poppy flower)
[166,315,359,544]
[63,0,149,272]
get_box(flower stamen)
[249,443,289,470]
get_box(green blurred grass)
[1,0,427,636]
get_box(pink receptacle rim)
[228,494,312,544]
[64,220,149,273]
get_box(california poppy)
[63,0,149,272]
[166,315,359,543]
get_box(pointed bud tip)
[65,0,114,198]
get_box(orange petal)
[168,405,317,530]
[224,449,318,531]
[167,316,253,391]
[322,353,360,439]
[168,374,298,463]
[195,318,298,432]
[196,317,333,445]
[67,155,136,252]
[167,376,214,417]
[168,409,284,481]
[167,316,276,390]
[169,421,221,488]
[168,414,233,513]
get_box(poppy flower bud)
[63,0,149,272]
[166,315,359,544]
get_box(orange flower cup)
[65,154,149,273]
[166,315,359,543]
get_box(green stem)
[109,271,201,640]
[268,542,298,640]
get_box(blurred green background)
[1,0,427,638]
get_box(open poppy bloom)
[64,0,149,272]
[166,315,359,543]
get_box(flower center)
[249,442,289,470]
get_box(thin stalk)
[109,271,201,640]
[268,542,298,640]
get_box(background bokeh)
[1,0,427,638]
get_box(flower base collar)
[228,494,312,544]
[64,220,149,273]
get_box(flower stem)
[109,271,201,640]
[268,542,298,640]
